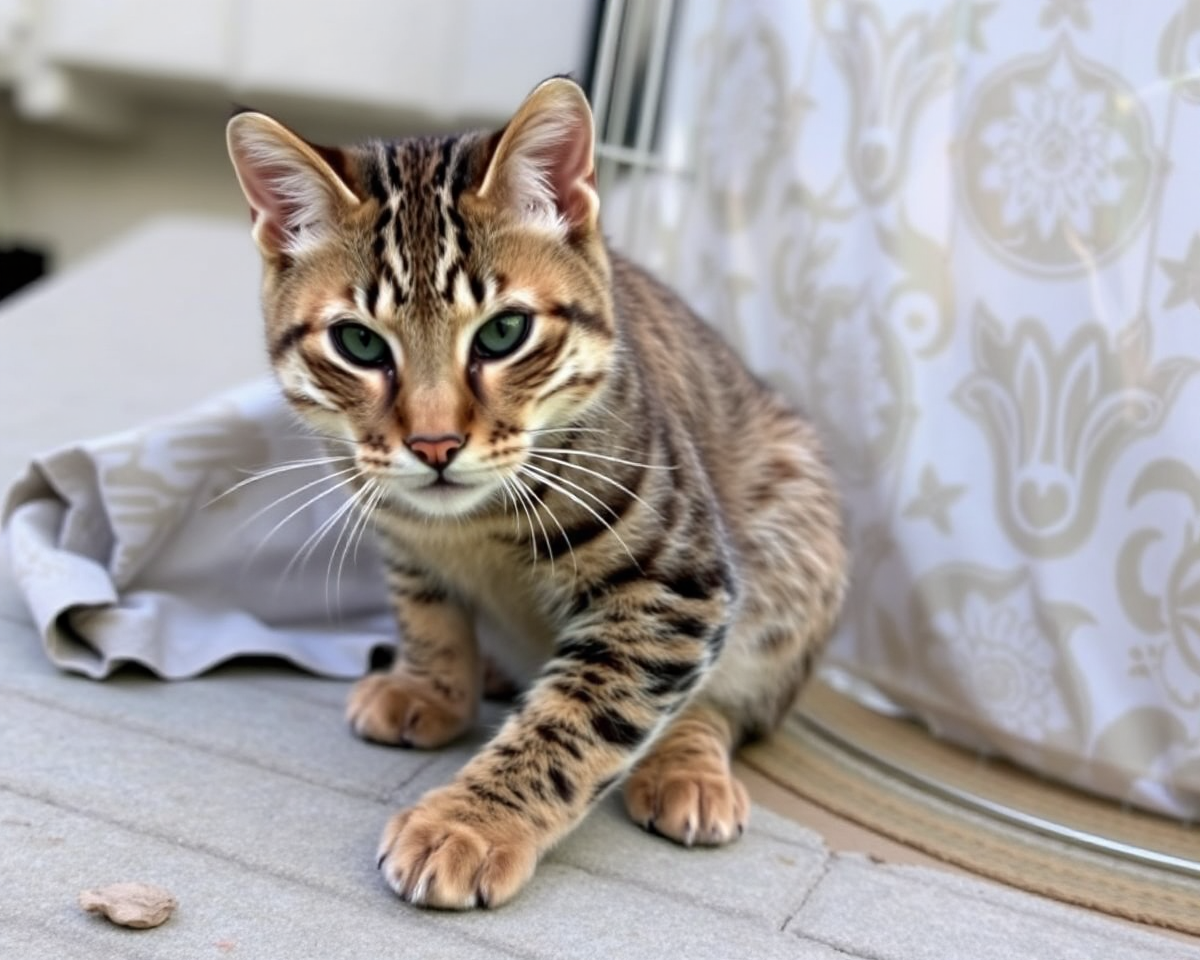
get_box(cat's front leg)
[347,568,480,749]
[376,571,733,909]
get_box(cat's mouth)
[389,471,498,518]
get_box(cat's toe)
[377,793,537,909]
[624,762,750,847]
[346,672,472,748]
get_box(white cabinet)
[3,0,595,133]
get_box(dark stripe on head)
[304,352,364,401]
[431,138,453,192]
[538,371,606,403]
[507,337,566,392]
[269,321,312,361]
[468,271,485,305]
[385,148,402,195]
[363,279,380,316]
[365,158,387,201]
[442,261,461,303]
[550,302,610,336]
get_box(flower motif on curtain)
[915,564,1091,744]
[961,39,1156,276]
[805,289,915,483]
[816,316,895,444]
[700,15,792,229]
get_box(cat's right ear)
[226,111,360,260]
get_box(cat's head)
[226,77,614,519]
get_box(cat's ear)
[478,77,599,237]
[226,110,360,259]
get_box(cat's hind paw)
[623,754,750,847]
[346,671,472,748]
[376,792,538,909]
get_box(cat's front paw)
[623,754,750,847]
[376,790,538,909]
[346,671,473,748]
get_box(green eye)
[333,323,390,366]
[473,312,530,360]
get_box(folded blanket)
[2,380,393,679]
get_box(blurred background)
[0,0,601,283]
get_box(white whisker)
[330,480,380,615]
[525,452,660,517]
[509,473,554,574]
[234,465,361,538]
[519,464,639,567]
[504,475,539,565]
[353,482,386,568]
[279,477,364,591]
[514,473,576,579]
[527,446,675,471]
[241,468,363,573]
[206,455,355,507]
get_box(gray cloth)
[2,379,392,679]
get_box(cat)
[226,76,847,910]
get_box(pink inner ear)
[237,157,297,243]
[546,132,596,229]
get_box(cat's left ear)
[478,77,599,237]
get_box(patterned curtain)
[611,0,1200,819]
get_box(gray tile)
[788,854,1200,960]
[448,862,851,960]
[0,790,507,960]
[549,795,830,929]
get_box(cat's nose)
[405,433,464,470]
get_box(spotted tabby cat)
[226,77,846,909]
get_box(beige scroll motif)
[1118,458,1200,711]
[820,1,994,206]
[1159,0,1200,105]
[953,308,1199,557]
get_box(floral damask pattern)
[620,0,1200,817]
[918,565,1089,744]
[954,310,1199,556]
[961,39,1157,276]
[1118,460,1200,711]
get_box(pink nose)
[405,434,464,470]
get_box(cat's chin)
[389,479,498,520]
